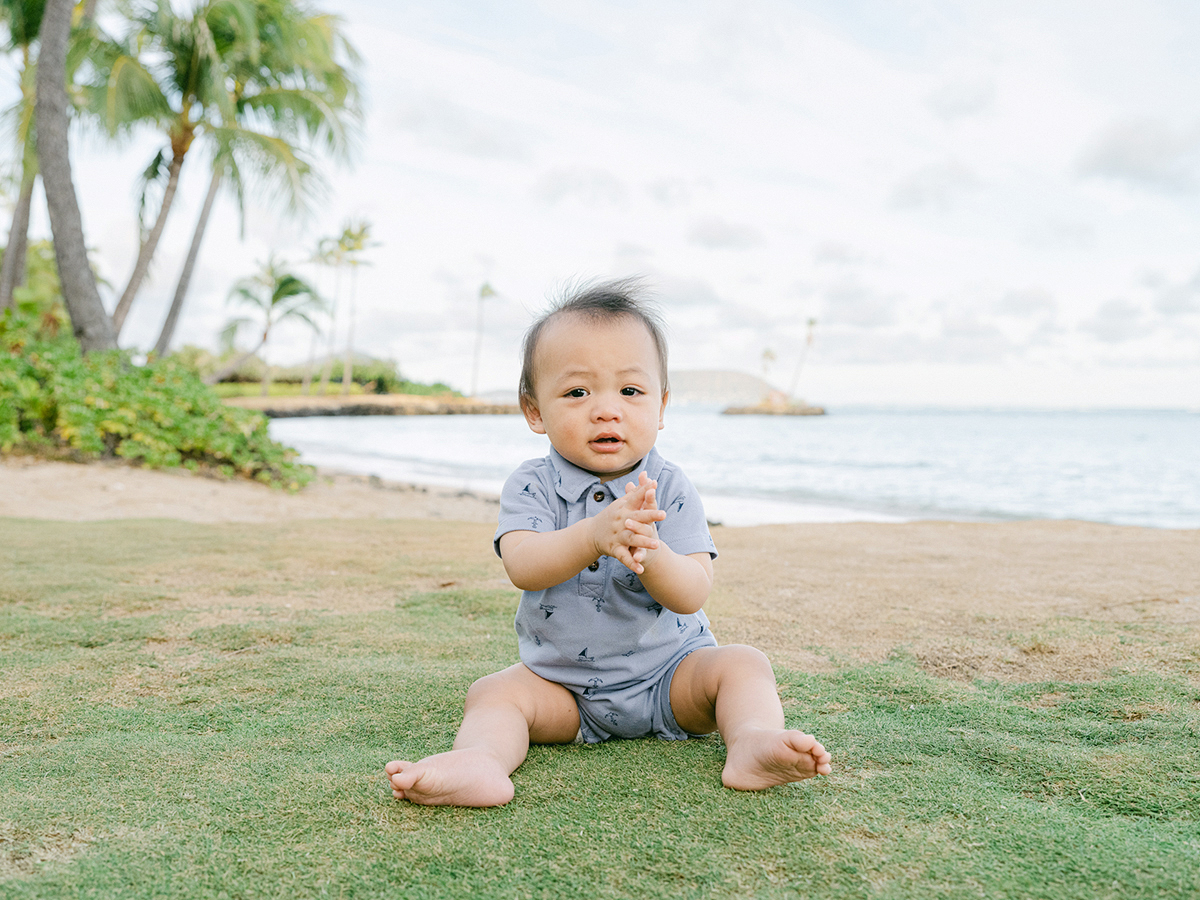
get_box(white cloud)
[1081,299,1155,343]
[392,95,535,161]
[8,0,1200,405]
[686,218,763,250]
[889,161,979,211]
[927,77,996,121]
[536,168,628,206]
[1078,119,1200,193]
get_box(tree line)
[0,0,361,356]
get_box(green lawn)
[2,519,1198,899]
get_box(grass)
[2,518,1199,899]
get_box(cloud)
[657,276,725,309]
[687,217,763,250]
[646,178,692,207]
[819,283,898,328]
[1080,299,1154,343]
[927,77,995,121]
[812,241,864,266]
[929,316,1015,364]
[889,161,978,210]
[1023,219,1096,251]
[1077,119,1200,194]
[392,96,533,161]
[994,288,1056,319]
[536,168,628,205]
[1142,269,1200,316]
[612,243,654,270]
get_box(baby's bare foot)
[722,728,832,791]
[385,748,515,807]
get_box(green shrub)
[0,312,311,488]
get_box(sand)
[3,455,1198,685]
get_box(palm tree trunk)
[0,174,35,310]
[203,328,268,385]
[112,149,186,337]
[36,0,116,352]
[317,265,341,394]
[153,167,220,357]
[300,328,319,394]
[340,264,357,396]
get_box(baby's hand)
[589,476,665,574]
[624,473,661,569]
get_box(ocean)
[268,408,1200,529]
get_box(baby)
[386,280,831,806]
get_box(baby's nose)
[592,396,623,419]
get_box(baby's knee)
[716,644,774,676]
[464,667,529,710]
[464,671,507,707]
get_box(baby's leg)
[669,645,832,790]
[385,663,579,807]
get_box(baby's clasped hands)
[589,475,665,574]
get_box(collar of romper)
[548,446,665,504]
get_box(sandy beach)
[3,455,1198,686]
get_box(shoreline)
[4,454,1199,532]
[223,394,520,417]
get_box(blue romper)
[494,447,718,743]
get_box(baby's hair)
[519,277,669,408]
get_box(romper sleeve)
[653,461,718,560]
[494,457,557,557]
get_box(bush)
[0,313,311,489]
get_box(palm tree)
[469,281,495,398]
[0,0,44,311]
[787,317,817,400]
[35,0,114,351]
[335,219,373,396]
[0,0,100,311]
[151,0,360,357]
[303,233,337,394]
[86,0,360,345]
[204,254,323,392]
[86,0,250,337]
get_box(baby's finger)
[627,507,665,524]
[612,546,644,574]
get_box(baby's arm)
[498,481,665,591]
[623,475,713,616]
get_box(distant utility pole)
[470,282,496,398]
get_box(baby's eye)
[620,387,643,396]
[565,388,588,398]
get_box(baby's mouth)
[591,434,623,450]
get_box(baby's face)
[523,313,666,482]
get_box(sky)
[9,0,1200,407]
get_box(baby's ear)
[658,390,669,429]
[521,397,547,434]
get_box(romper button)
[588,561,600,571]
[593,491,605,502]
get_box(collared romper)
[495,447,718,742]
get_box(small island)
[721,389,825,416]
